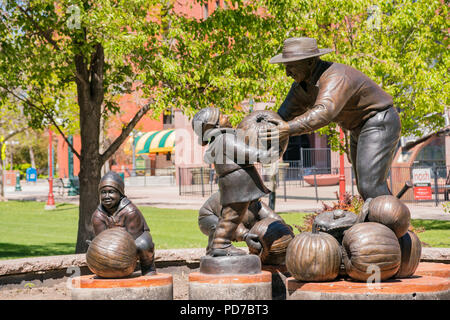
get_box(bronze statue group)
[86,38,419,284]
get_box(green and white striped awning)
[134,129,175,154]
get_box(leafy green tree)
[0,103,29,200]
[0,0,447,252]
[169,0,448,150]
[0,0,178,252]
[6,129,49,175]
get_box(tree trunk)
[74,43,105,253]
[74,100,103,253]
[25,131,36,168]
[72,43,152,253]
[99,105,110,176]
[0,146,4,201]
[29,146,36,169]
[76,152,102,253]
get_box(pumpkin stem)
[312,224,320,234]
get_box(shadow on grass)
[52,203,79,212]
[411,219,450,230]
[6,201,78,211]
[0,242,76,260]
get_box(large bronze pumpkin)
[367,195,411,238]
[286,228,342,282]
[248,218,294,265]
[86,228,138,278]
[342,222,401,282]
[237,110,289,157]
[396,230,422,278]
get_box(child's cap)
[98,171,125,196]
[192,107,220,145]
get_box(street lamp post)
[8,141,22,192]
[131,130,137,177]
[339,128,346,204]
[45,129,56,210]
[14,172,22,191]
[67,135,78,196]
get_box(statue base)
[262,264,290,300]
[199,254,262,274]
[189,271,272,300]
[189,254,271,300]
[70,272,173,300]
[286,274,450,300]
[414,262,450,278]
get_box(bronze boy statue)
[198,191,286,255]
[192,107,279,257]
[91,171,156,275]
[261,37,401,200]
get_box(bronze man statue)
[91,171,156,275]
[260,37,401,200]
[192,107,279,257]
[198,191,286,254]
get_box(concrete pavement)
[3,179,450,221]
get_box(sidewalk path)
[4,180,450,221]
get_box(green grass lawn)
[0,201,448,260]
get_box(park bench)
[53,178,70,196]
[69,176,80,195]
[52,177,79,196]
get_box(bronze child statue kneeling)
[91,171,156,276]
[198,191,287,255]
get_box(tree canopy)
[1,0,447,150]
[0,0,447,250]
[169,0,448,148]
[0,0,185,251]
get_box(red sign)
[412,168,432,201]
[413,185,432,200]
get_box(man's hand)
[243,233,262,253]
[258,118,290,144]
[258,143,281,164]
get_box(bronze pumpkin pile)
[286,195,422,282]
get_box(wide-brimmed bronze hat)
[269,37,333,64]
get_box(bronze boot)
[139,249,156,276]
[208,203,248,257]
[136,232,157,276]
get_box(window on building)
[413,136,446,178]
[414,136,445,167]
[203,3,209,19]
[216,0,220,10]
[163,109,173,125]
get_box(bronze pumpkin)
[237,110,289,156]
[367,195,411,238]
[286,228,341,282]
[86,228,138,278]
[248,218,294,265]
[342,222,401,282]
[396,230,422,278]
[312,209,358,243]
